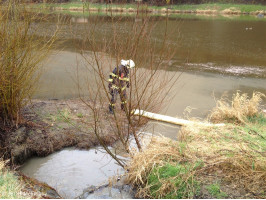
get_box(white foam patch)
[185,63,266,76]
[224,66,265,75]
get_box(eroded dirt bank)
[0,99,128,165]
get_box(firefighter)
[108,59,135,114]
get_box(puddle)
[20,147,123,198]
[20,131,155,199]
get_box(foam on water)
[183,63,266,77]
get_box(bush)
[0,1,57,127]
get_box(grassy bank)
[47,8,266,22]
[126,92,266,198]
[0,161,31,199]
[28,2,265,15]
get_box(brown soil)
[0,98,130,165]
[197,171,256,199]
[17,172,62,199]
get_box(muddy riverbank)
[0,98,140,199]
[0,98,130,165]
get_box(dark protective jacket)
[108,65,130,90]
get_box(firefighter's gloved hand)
[127,82,130,88]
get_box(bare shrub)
[0,1,58,127]
[74,12,179,166]
[209,91,265,124]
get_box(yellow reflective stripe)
[108,78,113,82]
[110,73,118,77]
[109,103,115,106]
[121,101,127,104]
[119,77,129,81]
[111,85,119,90]
[121,85,127,91]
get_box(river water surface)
[22,13,266,198]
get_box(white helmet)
[121,59,135,69]
[128,59,135,69]
[121,59,128,66]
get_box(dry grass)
[126,137,183,186]
[127,122,266,198]
[126,136,201,198]
[209,91,265,124]
[0,160,4,171]
[126,92,266,198]
[180,122,266,195]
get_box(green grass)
[34,8,266,22]
[0,170,30,199]
[147,163,200,199]
[204,114,266,158]
[77,113,83,118]
[224,114,266,154]
[49,109,71,123]
[206,183,228,198]
[27,2,266,22]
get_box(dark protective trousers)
[109,87,127,113]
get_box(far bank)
[28,2,265,16]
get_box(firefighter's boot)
[109,104,114,114]
[121,101,127,112]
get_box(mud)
[79,177,136,199]
[1,98,130,165]
[17,172,61,199]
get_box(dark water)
[36,13,266,76]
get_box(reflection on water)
[36,13,266,69]
[20,148,123,198]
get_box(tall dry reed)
[209,91,265,124]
